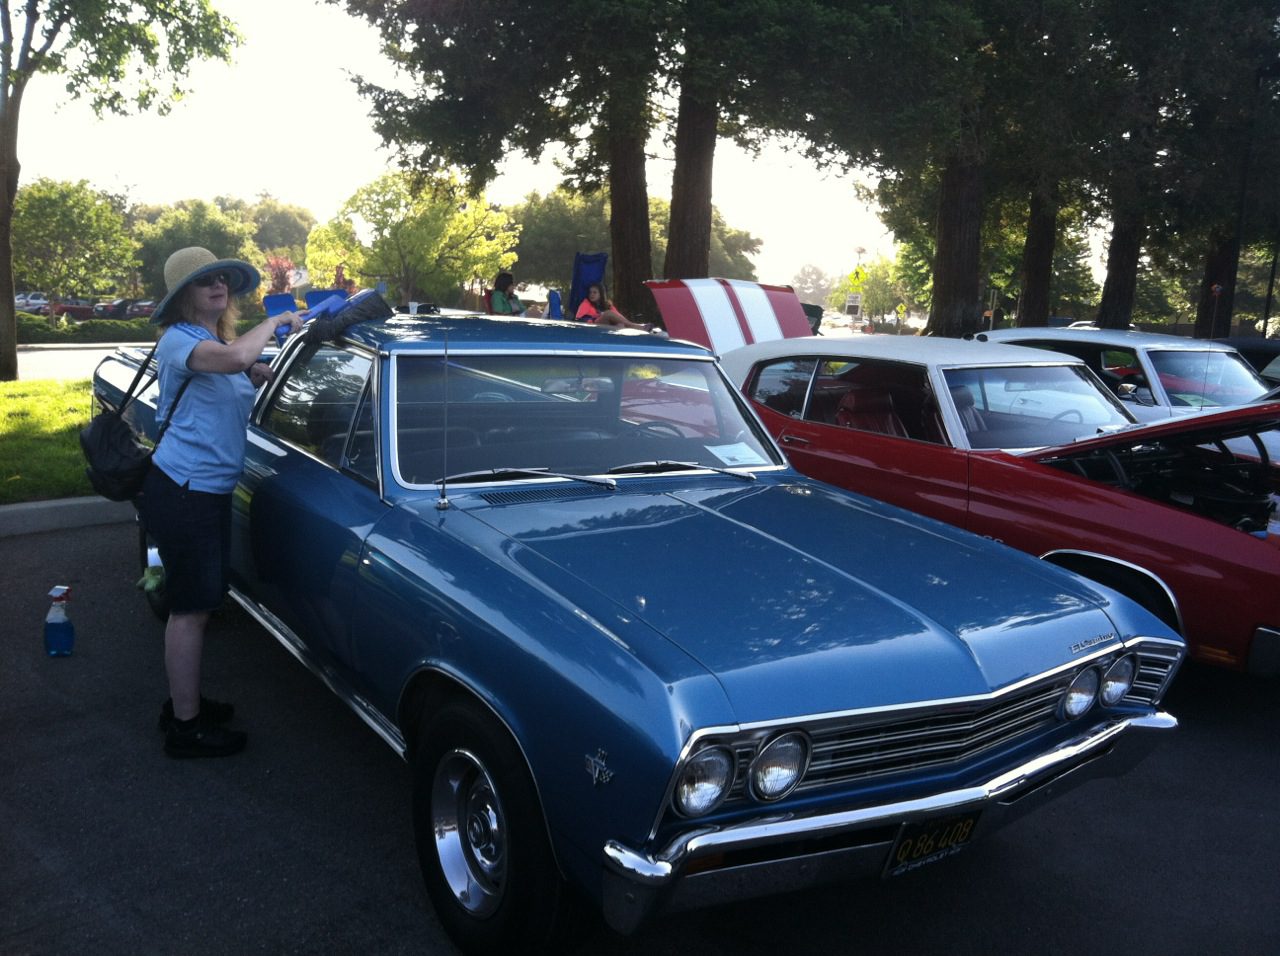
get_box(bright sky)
[19,0,893,285]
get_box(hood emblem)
[585,749,614,786]
[1071,633,1115,654]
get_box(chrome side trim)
[227,588,406,756]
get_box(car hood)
[418,479,1126,722]
[1025,402,1280,460]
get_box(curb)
[0,496,135,538]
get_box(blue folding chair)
[546,289,564,319]
[263,293,299,317]
[567,252,608,320]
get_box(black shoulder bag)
[79,343,191,502]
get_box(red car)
[720,335,1280,676]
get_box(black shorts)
[137,466,233,614]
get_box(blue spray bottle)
[44,586,75,657]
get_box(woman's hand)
[273,311,305,337]
[248,362,274,388]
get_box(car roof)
[981,327,1240,352]
[718,333,1089,379]
[339,313,714,358]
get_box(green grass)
[0,378,94,505]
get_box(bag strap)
[116,341,160,416]
[153,375,192,448]
[113,340,192,450]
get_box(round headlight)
[673,747,734,817]
[1100,654,1137,706]
[750,732,810,801]
[1062,667,1100,719]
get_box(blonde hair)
[171,286,241,341]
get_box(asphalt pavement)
[2,518,1278,955]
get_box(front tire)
[412,700,574,955]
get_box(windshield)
[943,364,1135,449]
[392,353,781,486]
[1147,350,1268,407]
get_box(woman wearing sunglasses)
[136,247,304,759]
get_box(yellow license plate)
[883,813,980,878]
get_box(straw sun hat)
[151,246,261,323]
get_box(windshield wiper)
[605,459,757,481]
[436,467,616,489]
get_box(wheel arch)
[1041,549,1183,635]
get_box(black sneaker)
[158,696,235,733]
[164,718,247,759]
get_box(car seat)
[950,386,986,435]
[834,388,908,437]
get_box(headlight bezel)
[748,730,811,802]
[671,745,736,818]
[1100,653,1138,706]
[1061,666,1101,719]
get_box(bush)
[17,311,156,344]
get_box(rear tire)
[411,700,575,955]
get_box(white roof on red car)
[718,333,1087,386]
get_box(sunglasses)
[193,271,231,288]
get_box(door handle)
[781,435,810,446]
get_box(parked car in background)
[126,299,155,318]
[36,296,96,320]
[721,334,1280,676]
[15,291,48,311]
[980,327,1269,421]
[94,308,1183,953]
[1216,337,1280,387]
[93,298,135,319]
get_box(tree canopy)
[12,178,136,298]
[0,1,240,379]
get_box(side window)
[810,359,942,443]
[261,344,373,466]
[1101,348,1141,376]
[748,358,816,418]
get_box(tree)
[134,201,260,300]
[0,2,239,379]
[333,172,518,307]
[305,219,365,297]
[790,265,835,305]
[11,178,136,299]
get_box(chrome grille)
[1125,640,1183,704]
[717,639,1181,804]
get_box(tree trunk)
[926,153,984,338]
[0,87,24,381]
[1016,183,1058,327]
[1194,230,1239,338]
[1094,203,1145,329]
[604,83,652,323]
[663,65,717,280]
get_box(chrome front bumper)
[601,711,1176,934]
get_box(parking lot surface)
[3,521,1277,955]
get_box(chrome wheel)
[432,748,507,917]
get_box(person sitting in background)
[575,282,653,330]
[491,272,542,317]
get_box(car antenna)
[436,327,451,511]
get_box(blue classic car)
[93,311,1184,954]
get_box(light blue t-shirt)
[151,323,256,494]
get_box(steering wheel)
[471,391,514,403]
[1052,408,1084,423]
[633,421,684,438]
